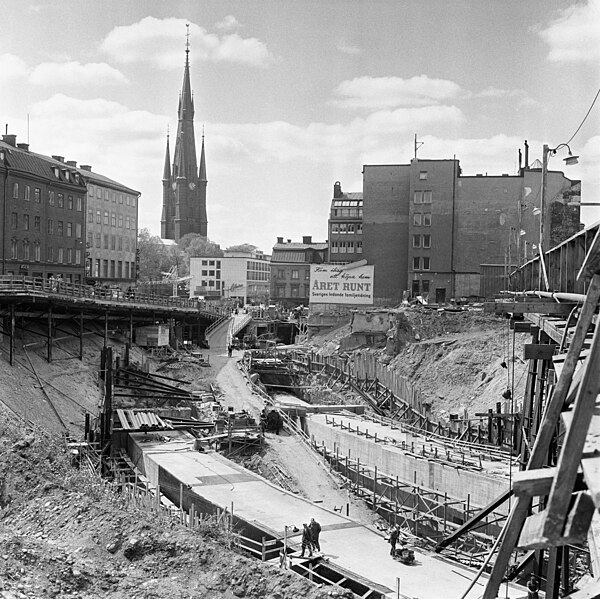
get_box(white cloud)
[539,0,600,63]
[29,61,128,87]
[100,16,275,69]
[337,42,361,55]
[332,75,463,110]
[215,15,241,32]
[0,53,29,86]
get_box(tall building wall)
[362,165,410,303]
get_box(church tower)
[161,27,208,241]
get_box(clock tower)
[161,27,208,241]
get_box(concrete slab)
[129,430,524,599]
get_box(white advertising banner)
[309,264,374,305]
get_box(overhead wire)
[565,85,600,146]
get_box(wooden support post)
[373,466,377,510]
[79,311,84,360]
[9,303,15,366]
[261,537,266,562]
[104,309,108,347]
[47,305,53,363]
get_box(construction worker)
[309,517,322,552]
[388,525,400,557]
[300,523,313,558]
[527,574,540,599]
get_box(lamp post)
[538,143,579,289]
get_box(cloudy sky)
[1,0,600,253]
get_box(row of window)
[201,269,221,279]
[91,259,135,279]
[12,184,41,203]
[332,200,363,207]
[413,213,432,226]
[247,261,269,271]
[330,241,363,253]
[46,220,82,238]
[330,223,363,234]
[87,209,136,229]
[414,190,433,204]
[275,269,310,280]
[413,256,431,271]
[51,166,82,185]
[201,260,221,267]
[331,208,363,218]
[275,284,309,298]
[9,240,81,265]
[88,232,135,252]
[12,184,85,212]
[247,271,270,281]
[88,185,136,207]
[412,234,431,249]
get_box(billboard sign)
[309,264,374,305]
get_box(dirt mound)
[0,408,341,599]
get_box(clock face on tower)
[189,182,196,190]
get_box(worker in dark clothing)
[309,517,321,552]
[227,344,233,358]
[388,525,400,557]
[527,574,540,599]
[300,523,313,557]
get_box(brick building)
[362,154,580,303]
[270,236,328,309]
[328,181,363,264]
[1,134,87,282]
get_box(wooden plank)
[513,321,532,332]
[513,468,556,497]
[484,301,575,315]
[563,492,596,543]
[564,580,600,599]
[577,227,600,281]
[524,344,557,361]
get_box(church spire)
[199,127,207,181]
[162,127,171,181]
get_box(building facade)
[327,181,363,264]
[270,236,328,309]
[362,153,581,303]
[189,249,271,304]
[161,41,208,242]
[1,134,87,282]
[82,167,140,287]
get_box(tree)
[137,229,176,282]
[225,243,257,253]
[178,233,224,258]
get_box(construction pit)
[0,299,598,599]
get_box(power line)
[565,85,600,146]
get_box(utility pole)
[539,144,549,289]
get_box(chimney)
[302,236,312,244]
[518,149,522,172]
[334,181,342,198]
[276,236,284,244]
[52,155,64,163]
[2,134,17,147]
[17,143,29,152]
[66,160,77,167]
[287,239,291,244]
[524,140,529,169]
[80,165,92,171]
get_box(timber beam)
[484,301,576,315]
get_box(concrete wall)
[362,165,410,302]
[306,418,508,509]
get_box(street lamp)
[539,143,579,289]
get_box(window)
[423,257,430,270]
[96,187,101,198]
[111,235,116,250]
[357,223,363,234]
[23,214,29,230]
[339,241,347,253]
[87,233,93,247]
[125,216,130,229]
[357,241,363,254]
[291,270,299,280]
[66,248,73,264]
[76,196,82,211]
[422,280,430,293]
[75,249,82,265]
[119,193,123,204]
[413,257,420,270]
[423,190,432,204]
[117,261,122,278]
[277,269,285,279]
[96,210,101,224]
[414,191,423,204]
[111,191,116,203]
[24,185,31,201]
[103,234,109,249]
[126,195,130,206]
[276,285,286,298]
[102,260,108,277]
[412,235,421,248]
[34,216,40,231]
[57,193,64,208]
[48,247,54,262]
[95,233,101,248]
[110,260,115,277]
[34,242,40,261]
[23,241,30,260]
[10,239,17,259]
[202,270,207,276]
[67,195,73,210]
[49,191,55,206]
[76,223,82,238]
[57,221,63,236]
[104,190,109,201]
[423,234,431,248]
[47,219,53,234]
[291,285,299,298]
[419,171,428,180]
[331,223,339,234]
[58,247,64,263]
[118,236,122,251]
[104,211,109,225]
[413,213,422,226]
[305,270,310,280]
[34,188,41,203]
[118,214,123,228]
[88,185,94,197]
[132,197,136,207]
[12,183,18,198]
[423,213,432,226]
[11,212,17,229]
[66,222,72,237]
[94,259,100,277]
[88,209,94,223]
[111,212,116,227]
